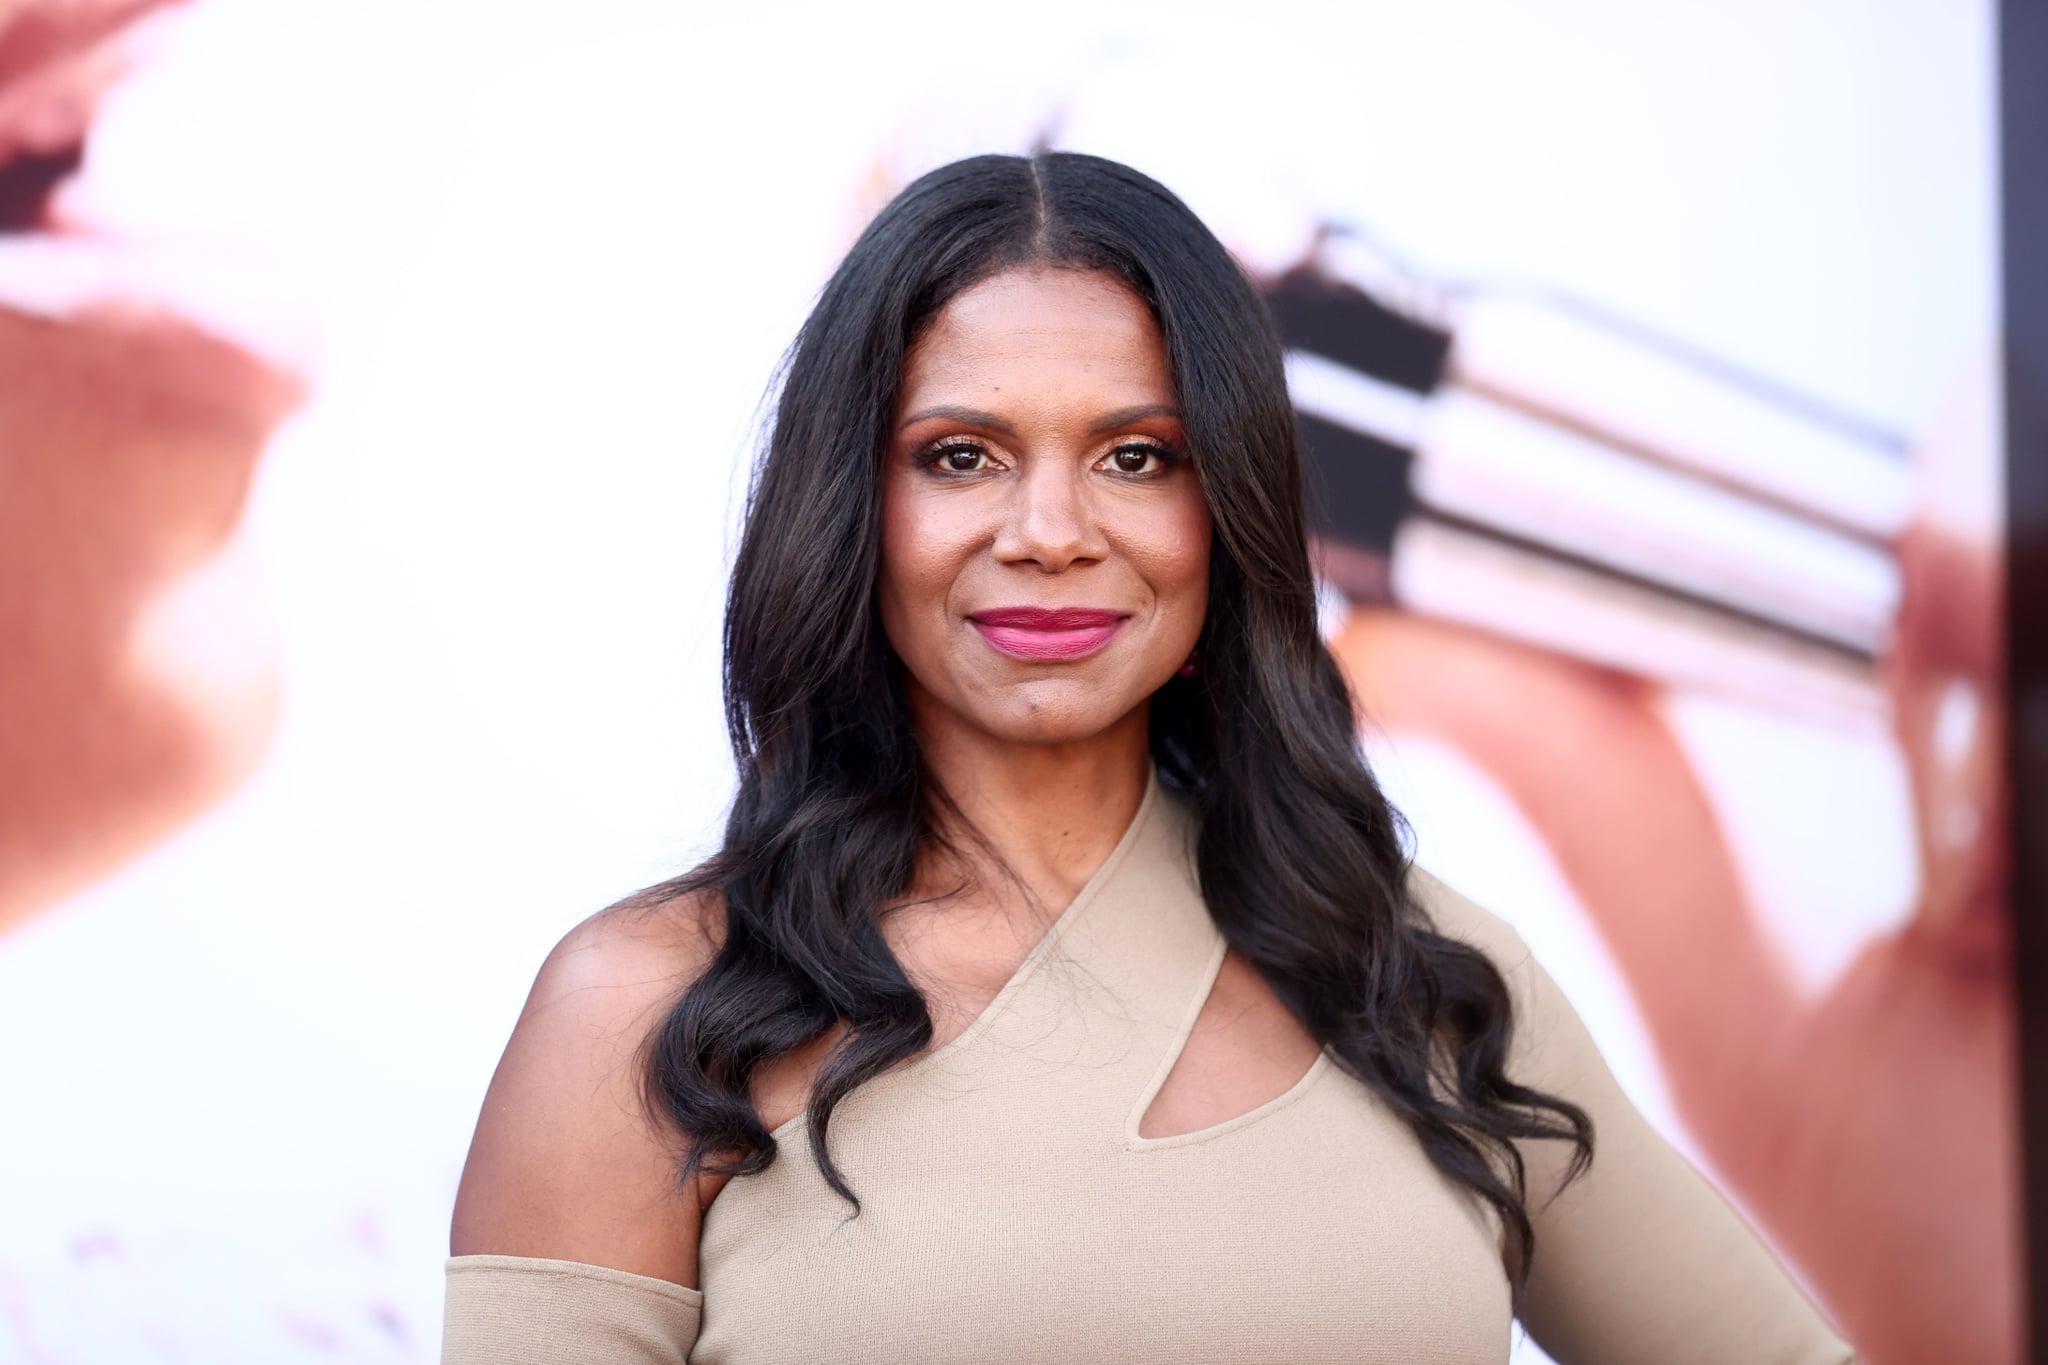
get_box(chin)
[988,715,1121,747]
[961,681,1145,747]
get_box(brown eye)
[933,444,989,472]
[1108,445,1165,475]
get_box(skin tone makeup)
[880,264,1211,758]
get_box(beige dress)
[444,774,1854,1363]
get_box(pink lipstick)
[968,607,1129,662]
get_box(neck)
[908,692,1154,916]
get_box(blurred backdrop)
[0,1,2013,1361]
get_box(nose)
[993,459,1108,572]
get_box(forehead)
[898,266,1171,402]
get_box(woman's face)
[879,264,1212,749]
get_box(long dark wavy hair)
[636,150,1593,1295]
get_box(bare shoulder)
[450,885,726,1287]
[535,885,726,1013]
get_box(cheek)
[876,484,922,645]
[877,479,973,653]
[1140,493,1214,618]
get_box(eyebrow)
[897,404,1016,436]
[1089,403,1182,434]
[896,402,1182,435]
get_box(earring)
[1177,650,1199,678]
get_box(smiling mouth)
[968,607,1129,663]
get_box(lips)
[968,606,1129,663]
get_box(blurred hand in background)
[0,0,301,932]
[1327,362,2016,1364]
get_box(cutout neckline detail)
[764,768,1166,1142]
[1125,933,1334,1150]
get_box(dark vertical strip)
[1294,411,1414,554]
[1264,269,1453,394]
[2001,3,2048,1360]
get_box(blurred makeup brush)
[1266,229,1910,730]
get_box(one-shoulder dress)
[443,772,1854,1363]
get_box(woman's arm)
[445,895,723,1363]
[1410,867,1855,1364]
[1340,574,2017,1358]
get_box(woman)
[445,152,1853,1363]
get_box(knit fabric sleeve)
[442,1254,702,1364]
[1407,865,1857,1365]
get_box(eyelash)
[916,438,1184,478]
